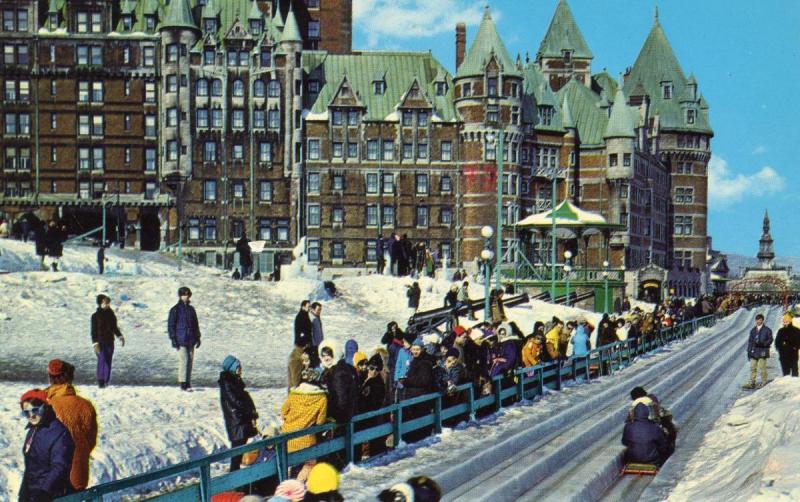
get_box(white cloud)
[708,155,784,208]
[751,144,768,155]
[353,0,490,48]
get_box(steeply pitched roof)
[522,63,564,131]
[280,5,302,43]
[248,0,263,20]
[537,0,593,59]
[592,71,618,98]
[561,95,575,129]
[160,0,197,31]
[455,6,520,78]
[304,51,457,122]
[622,16,712,134]
[556,78,608,146]
[604,89,636,139]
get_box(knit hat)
[453,326,467,337]
[784,312,794,323]
[47,359,70,377]
[221,355,241,374]
[210,492,246,502]
[274,479,306,501]
[96,294,111,306]
[306,462,339,495]
[367,353,384,371]
[411,337,425,348]
[20,388,48,408]
[445,347,460,360]
[344,339,359,365]
[353,352,368,367]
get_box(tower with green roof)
[537,0,594,91]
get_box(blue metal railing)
[58,312,725,502]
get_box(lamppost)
[165,173,187,271]
[602,260,610,314]
[564,249,573,306]
[486,130,505,291]
[549,168,559,301]
[481,225,495,322]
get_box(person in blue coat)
[570,320,592,357]
[622,402,669,465]
[745,313,773,389]
[490,328,519,378]
[168,287,201,391]
[18,389,75,501]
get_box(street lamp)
[481,225,495,322]
[602,260,610,314]
[486,130,505,291]
[564,250,573,306]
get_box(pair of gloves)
[170,337,201,350]
[93,336,125,354]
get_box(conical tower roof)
[604,89,635,139]
[537,0,593,59]
[456,6,520,78]
[248,0,262,20]
[561,94,575,129]
[273,6,284,29]
[202,0,219,19]
[280,5,302,42]
[161,0,197,31]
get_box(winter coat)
[558,327,572,358]
[445,361,468,387]
[460,337,489,380]
[326,360,359,423]
[359,374,386,414]
[288,346,305,391]
[747,325,774,359]
[521,337,542,368]
[545,326,561,360]
[387,339,403,374]
[403,356,435,400]
[490,296,506,324]
[597,324,619,347]
[90,308,123,346]
[19,406,75,500]
[280,383,328,453]
[490,339,519,377]
[775,325,800,360]
[444,290,458,308]
[45,384,97,491]
[407,285,421,309]
[394,347,413,383]
[457,287,469,303]
[218,371,258,442]
[622,403,669,465]
[381,325,404,347]
[34,226,47,257]
[311,313,324,347]
[235,237,252,267]
[294,310,313,347]
[570,326,592,357]
[45,226,65,258]
[167,302,201,348]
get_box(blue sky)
[352,0,800,257]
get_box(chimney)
[456,23,466,71]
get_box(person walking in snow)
[744,313,773,389]
[168,287,201,391]
[406,282,421,312]
[775,312,800,377]
[310,302,324,356]
[34,221,48,270]
[294,300,313,349]
[45,360,98,492]
[45,220,66,272]
[91,294,125,388]
[18,389,75,501]
[235,233,253,278]
[96,245,105,275]
[218,355,258,472]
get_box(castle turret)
[758,210,775,269]
[536,0,593,91]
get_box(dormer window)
[487,76,498,96]
[373,80,386,95]
[122,14,132,31]
[49,13,57,27]
[435,81,447,96]
[145,15,155,32]
[204,18,217,33]
[662,82,673,99]
[562,50,573,63]
[249,20,261,35]
[538,106,554,126]
[686,109,696,124]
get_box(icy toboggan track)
[433,307,771,502]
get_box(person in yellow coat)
[545,317,564,361]
[280,368,328,480]
[521,336,542,368]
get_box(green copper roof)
[273,7,284,29]
[160,0,197,31]
[556,79,608,146]
[143,0,159,15]
[248,0,262,20]
[202,0,219,19]
[604,89,635,139]
[522,63,563,131]
[592,71,618,98]
[455,6,520,78]
[304,51,457,122]
[537,0,593,59]
[561,95,575,129]
[622,16,712,134]
[280,6,302,43]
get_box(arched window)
[232,79,244,97]
[268,79,280,98]
[253,79,266,97]
[211,79,222,96]
[196,79,208,96]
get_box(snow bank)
[669,377,800,502]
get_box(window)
[124,147,131,164]
[143,47,155,67]
[145,148,156,172]
[307,139,320,160]
[122,15,132,32]
[144,114,156,136]
[382,206,395,226]
[609,153,618,167]
[204,18,217,33]
[435,81,447,96]
[440,207,452,225]
[145,15,155,32]
[662,82,673,99]
[623,153,631,167]
[268,109,280,129]
[76,45,88,65]
[415,174,428,194]
[203,141,217,162]
[416,206,429,227]
[308,19,320,38]
[440,175,452,193]
[331,241,344,259]
[78,81,89,102]
[537,147,558,169]
[462,82,472,97]
[674,215,693,235]
[402,143,413,160]
[123,80,130,96]
[485,139,496,161]
[227,50,237,66]
[332,109,343,126]
[77,12,88,32]
[440,141,452,161]
[307,204,321,226]
[332,207,344,223]
[77,115,89,135]
[232,144,244,160]
[686,109,696,124]
[366,205,378,226]
[366,240,378,262]
[196,108,209,128]
[203,180,217,201]
[259,181,272,202]
[347,142,358,159]
[253,110,265,128]
[189,219,200,240]
[382,140,394,161]
[417,143,428,159]
[373,80,386,95]
[91,115,104,136]
[418,111,428,127]
[307,239,320,262]
[347,110,359,126]
[268,80,280,97]
[166,140,178,161]
[487,77,498,96]
[258,142,271,162]
[211,79,223,96]
[164,107,176,127]
[92,147,103,170]
[307,172,320,193]
[253,80,265,97]
[487,105,498,123]
[50,146,57,162]
[675,187,694,204]
[232,181,244,198]
[239,51,247,66]
[166,75,177,93]
[366,173,378,194]
[308,80,320,95]
[166,44,178,62]
[79,181,90,199]
[232,109,245,128]
[203,48,215,65]
[204,219,217,240]
[332,142,343,158]
[277,220,289,241]
[232,79,244,97]
[367,140,378,160]
[144,81,156,103]
[260,48,271,67]
[90,12,101,32]
[212,109,223,128]
[538,106,554,126]
[249,19,262,35]
[382,173,394,194]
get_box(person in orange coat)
[45,359,98,491]
[521,336,543,368]
[280,368,328,481]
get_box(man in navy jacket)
[168,287,201,391]
[745,313,773,389]
[622,402,669,465]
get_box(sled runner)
[622,463,658,475]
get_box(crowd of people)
[376,233,439,278]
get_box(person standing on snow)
[775,312,800,377]
[744,313,773,389]
[45,220,66,272]
[294,300,313,349]
[218,355,258,472]
[406,282,421,312]
[91,294,125,388]
[235,233,253,278]
[18,389,75,501]
[310,302,324,355]
[168,287,201,391]
[45,360,98,492]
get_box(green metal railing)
[58,311,726,502]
